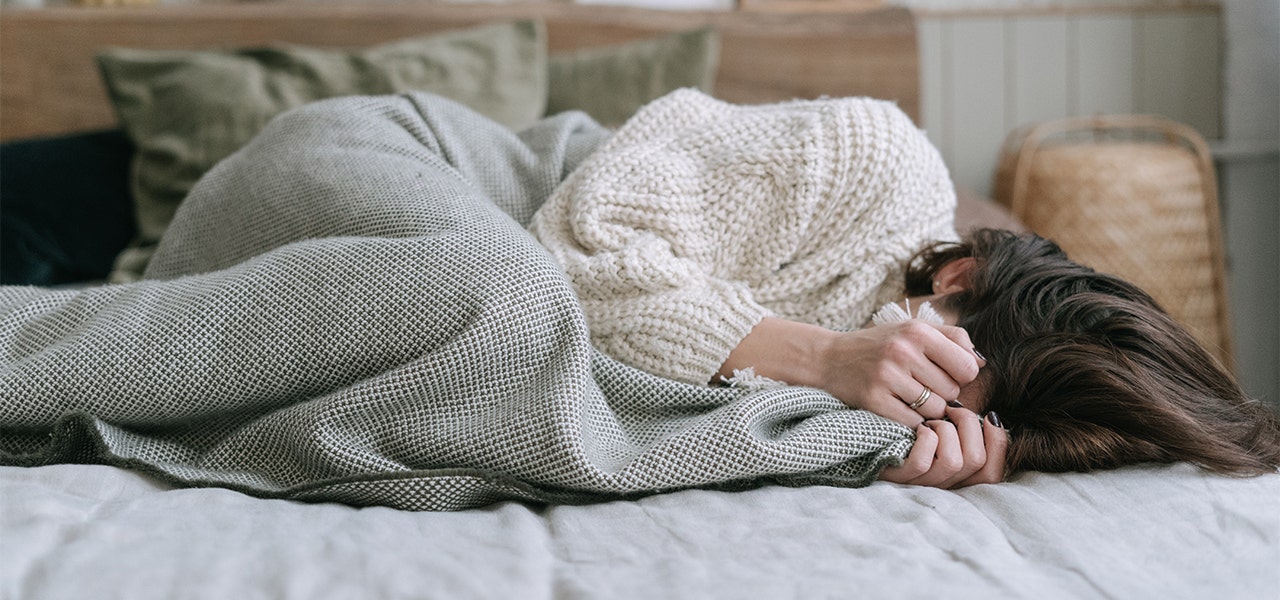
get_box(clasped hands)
[719,317,1007,489]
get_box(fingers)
[826,320,984,428]
[891,379,946,421]
[875,400,930,429]
[878,422,939,483]
[936,324,986,369]
[879,406,1004,489]
[917,323,982,394]
[954,412,1008,488]
[904,420,962,488]
[859,384,930,428]
[882,321,980,420]
[937,403,987,488]
[887,321,981,393]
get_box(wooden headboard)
[0,3,918,142]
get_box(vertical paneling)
[1137,12,1223,139]
[918,17,950,158]
[1221,160,1280,407]
[946,17,1006,197]
[1009,15,1070,128]
[912,9,1221,199]
[1073,15,1136,118]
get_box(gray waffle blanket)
[0,93,911,510]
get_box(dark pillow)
[0,129,137,286]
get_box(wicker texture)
[993,116,1233,368]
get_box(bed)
[0,3,1275,599]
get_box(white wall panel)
[918,18,951,157]
[944,18,1007,197]
[1221,160,1280,405]
[1137,12,1223,138]
[1218,0,1280,407]
[1073,15,1137,118]
[1009,15,1071,128]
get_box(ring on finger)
[906,386,932,410]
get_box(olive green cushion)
[98,20,547,281]
[547,27,719,128]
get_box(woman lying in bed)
[530,89,1280,489]
[3,89,1275,508]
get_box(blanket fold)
[0,92,910,510]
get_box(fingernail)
[946,400,965,408]
[973,348,986,361]
[986,411,1003,427]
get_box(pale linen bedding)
[2,462,1275,599]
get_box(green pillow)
[97,20,547,281]
[547,27,720,128]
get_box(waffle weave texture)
[0,92,913,510]
[531,89,957,384]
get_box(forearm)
[587,289,771,385]
[716,317,838,387]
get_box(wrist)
[719,317,839,389]
[790,321,840,390]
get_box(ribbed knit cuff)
[585,280,774,387]
[665,281,774,385]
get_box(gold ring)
[907,386,931,410]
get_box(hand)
[717,317,983,428]
[817,320,984,427]
[878,404,1008,489]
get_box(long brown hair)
[906,229,1280,476]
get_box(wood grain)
[0,2,918,141]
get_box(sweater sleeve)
[529,90,804,384]
[529,89,955,385]
[530,186,774,385]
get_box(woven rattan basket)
[992,115,1234,368]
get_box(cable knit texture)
[531,89,957,384]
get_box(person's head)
[905,228,1280,476]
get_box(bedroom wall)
[1215,0,1279,411]
[912,1,1278,409]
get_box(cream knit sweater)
[530,89,957,385]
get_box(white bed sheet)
[2,463,1276,599]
